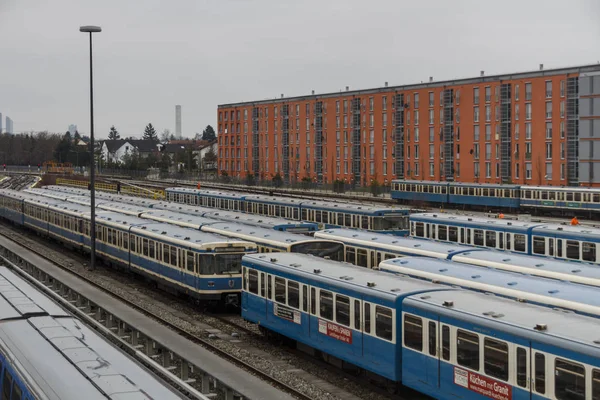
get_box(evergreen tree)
[143,123,158,141]
[53,132,73,163]
[108,126,121,140]
[201,125,216,141]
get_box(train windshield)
[372,215,409,231]
[291,241,344,261]
[199,254,243,275]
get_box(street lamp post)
[80,25,101,270]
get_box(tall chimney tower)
[175,105,182,138]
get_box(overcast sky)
[0,0,599,139]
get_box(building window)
[515,84,520,101]
[486,162,491,178]
[343,99,348,114]
[383,145,387,159]
[526,162,532,179]
[545,162,552,180]
[429,127,434,142]
[474,106,479,123]
[429,144,434,159]
[525,83,532,100]
[485,125,491,141]
[525,123,532,139]
[545,81,552,98]
[560,80,565,97]
[414,110,419,125]
[474,143,480,159]
[474,162,480,178]
[414,162,419,176]
[382,96,387,111]
[369,114,374,128]
[485,105,491,122]
[546,101,552,119]
[515,163,520,179]
[485,143,491,160]
[495,162,500,177]
[560,143,565,159]
[515,104,519,121]
[561,164,565,180]
[369,97,374,111]
[414,145,419,159]
[560,121,565,139]
[428,109,434,125]
[414,93,419,108]
[429,92,434,107]
[383,113,388,127]
[415,127,420,142]
[474,125,480,141]
[546,143,552,159]
[473,87,480,104]
[546,122,553,139]
[495,143,499,160]
[560,101,565,118]
[383,162,387,176]
[515,123,520,140]
[430,162,435,177]
[485,86,491,102]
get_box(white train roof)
[405,290,600,357]
[202,222,320,245]
[411,212,540,229]
[245,253,452,300]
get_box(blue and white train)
[242,253,600,400]
[410,212,600,264]
[0,266,184,400]
[392,179,600,216]
[0,189,257,304]
[165,187,411,235]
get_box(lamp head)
[80,26,102,33]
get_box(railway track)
[0,223,411,400]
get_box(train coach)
[165,187,411,235]
[0,266,184,399]
[0,190,258,304]
[410,212,600,264]
[241,253,600,400]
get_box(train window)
[517,347,527,388]
[354,300,360,330]
[345,246,356,264]
[583,242,596,262]
[484,338,508,381]
[541,191,548,200]
[555,358,585,400]
[465,229,471,244]
[535,353,546,394]
[149,241,155,259]
[242,268,247,290]
[482,188,489,197]
[438,225,448,241]
[301,209,308,221]
[315,210,322,223]
[335,295,350,326]
[428,322,436,356]
[3,370,12,400]
[457,330,479,371]
[337,213,343,226]
[319,290,333,320]
[403,314,422,350]
[504,189,511,198]
[10,383,21,400]
[364,303,371,334]
[293,208,299,220]
[163,245,170,264]
[248,270,258,294]
[107,229,113,244]
[302,285,307,311]
[357,249,368,267]
[567,192,574,202]
[592,369,600,400]
[533,237,546,255]
[594,194,600,203]
[574,192,582,202]
[186,251,194,272]
[474,230,484,246]
[376,306,393,341]
[414,222,425,237]
[513,234,526,252]
[385,253,396,260]
[170,247,177,267]
[485,231,497,248]
[123,233,128,250]
[260,273,266,297]
[322,212,329,224]
[566,240,580,260]
[130,236,136,252]
[442,325,450,361]
[287,281,299,308]
[448,226,458,242]
[275,277,286,303]
[267,275,273,300]
[498,232,504,249]
[142,239,149,257]
[361,216,369,229]
[310,287,316,314]
[345,213,352,227]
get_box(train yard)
[2,171,600,400]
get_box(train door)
[513,344,531,400]
[369,251,376,269]
[425,319,440,389]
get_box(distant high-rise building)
[68,124,77,135]
[0,113,3,133]
[175,105,182,139]
[5,117,13,134]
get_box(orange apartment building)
[217,64,600,187]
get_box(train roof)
[410,212,540,229]
[451,251,600,286]
[153,202,212,215]
[379,257,600,317]
[316,228,473,258]
[141,209,217,228]
[531,223,600,238]
[404,290,600,358]
[299,199,409,214]
[448,182,521,189]
[43,185,89,194]
[0,267,68,319]
[166,187,247,200]
[202,222,321,245]
[391,179,449,185]
[242,194,303,206]
[97,201,154,215]
[244,253,451,300]
[205,210,313,228]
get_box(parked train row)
[164,187,411,234]
[0,266,184,399]
[242,253,600,400]
[392,179,600,215]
